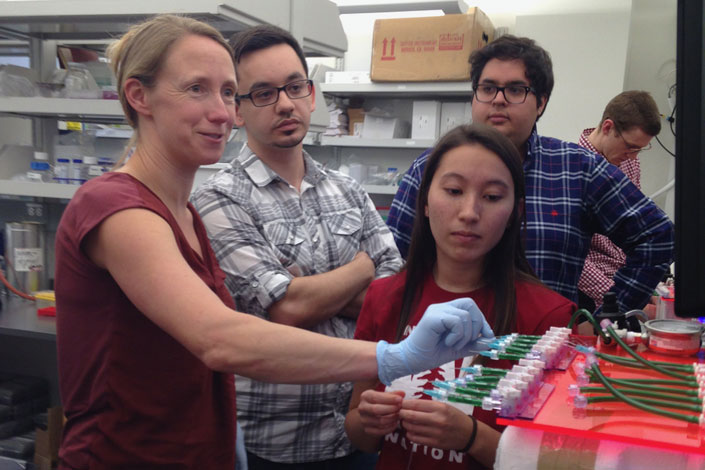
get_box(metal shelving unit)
[320,135,435,149]
[320,81,473,98]
[1,180,78,199]
[362,184,398,195]
[0,97,124,122]
[318,81,471,195]
[0,0,347,57]
[0,0,347,200]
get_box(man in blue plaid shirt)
[193,25,401,469]
[387,35,673,315]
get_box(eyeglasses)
[473,84,536,104]
[236,79,313,107]
[617,131,652,154]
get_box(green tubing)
[613,377,698,387]
[605,326,693,380]
[589,364,699,424]
[600,377,699,395]
[446,394,483,407]
[505,346,533,355]
[567,309,610,342]
[567,309,586,328]
[586,395,702,413]
[452,386,492,398]
[467,382,496,390]
[497,353,527,361]
[461,367,508,376]
[471,376,501,384]
[597,352,694,372]
[594,354,652,370]
[595,353,691,376]
[580,385,700,402]
[513,338,540,345]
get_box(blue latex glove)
[376,298,494,385]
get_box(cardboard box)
[34,453,53,470]
[347,108,365,136]
[370,8,494,82]
[34,406,63,467]
[412,101,441,139]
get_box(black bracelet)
[458,415,478,453]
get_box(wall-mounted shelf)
[0,97,124,123]
[1,180,78,199]
[95,127,133,139]
[0,0,347,58]
[320,136,434,148]
[320,81,473,98]
[0,1,347,202]
[364,185,397,195]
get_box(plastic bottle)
[83,156,101,181]
[53,158,70,184]
[98,157,116,174]
[25,151,52,183]
[26,162,52,183]
[70,157,84,185]
[386,167,398,185]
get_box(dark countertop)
[0,296,56,340]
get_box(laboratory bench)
[0,297,59,405]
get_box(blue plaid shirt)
[387,129,674,312]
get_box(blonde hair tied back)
[105,14,232,166]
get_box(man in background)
[387,35,673,315]
[193,25,401,469]
[576,90,662,312]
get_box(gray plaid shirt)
[192,145,402,463]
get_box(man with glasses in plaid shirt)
[576,90,663,312]
[193,25,401,469]
[387,35,673,317]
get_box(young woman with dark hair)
[345,124,576,469]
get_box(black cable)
[655,134,676,157]
[669,102,677,137]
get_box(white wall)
[515,11,631,142]
[339,7,633,144]
[339,10,445,72]
[337,3,677,216]
[623,0,677,219]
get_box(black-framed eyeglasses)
[473,84,536,104]
[236,79,313,107]
[617,131,652,154]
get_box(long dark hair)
[394,124,538,341]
